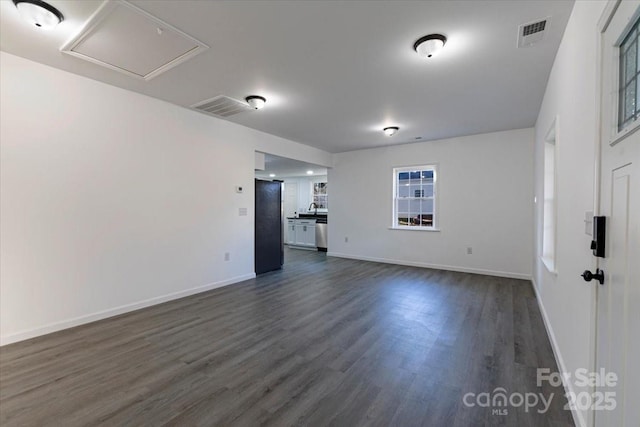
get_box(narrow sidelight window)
[618,17,640,131]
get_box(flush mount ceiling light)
[413,34,447,58]
[269,173,276,177]
[383,126,399,137]
[245,95,266,110]
[13,0,64,30]
[306,170,314,175]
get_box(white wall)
[532,2,606,427]
[329,128,534,279]
[0,52,331,345]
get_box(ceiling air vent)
[192,95,252,118]
[518,18,549,48]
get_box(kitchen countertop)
[287,215,328,221]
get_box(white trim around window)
[391,164,439,231]
[541,117,558,274]
[608,4,640,146]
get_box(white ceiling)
[0,0,575,153]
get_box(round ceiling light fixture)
[306,170,314,175]
[383,126,399,137]
[413,34,447,58]
[245,95,266,110]
[13,0,64,30]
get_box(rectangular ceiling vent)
[518,18,549,48]
[192,95,252,117]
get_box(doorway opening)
[255,152,330,269]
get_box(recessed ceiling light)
[414,34,447,58]
[13,0,64,30]
[269,173,276,177]
[383,126,399,137]
[306,170,314,175]
[245,95,266,110]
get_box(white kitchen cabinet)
[286,220,296,245]
[291,219,316,248]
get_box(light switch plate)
[239,208,248,216]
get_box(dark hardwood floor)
[0,248,574,426]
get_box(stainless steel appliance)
[315,217,327,252]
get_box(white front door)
[595,2,640,426]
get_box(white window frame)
[310,180,328,210]
[609,6,640,146]
[541,117,558,274]
[391,164,439,231]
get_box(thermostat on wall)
[235,186,243,193]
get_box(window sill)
[389,227,440,232]
[611,118,640,146]
[540,256,557,275]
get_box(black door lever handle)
[581,269,605,285]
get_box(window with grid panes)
[392,166,437,229]
[619,16,640,131]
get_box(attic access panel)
[61,0,208,80]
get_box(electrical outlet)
[224,252,230,261]
[466,247,473,255]
[345,236,349,243]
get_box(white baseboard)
[0,273,256,346]
[327,252,532,280]
[531,278,586,427]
